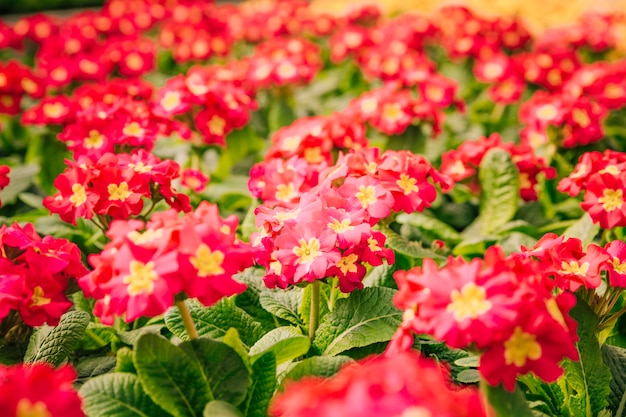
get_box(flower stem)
[175,299,198,340]
[309,280,321,342]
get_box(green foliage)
[239,352,277,417]
[281,356,354,388]
[482,383,536,417]
[601,344,626,414]
[249,326,310,365]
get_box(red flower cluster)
[79,202,257,324]
[271,351,487,417]
[44,150,191,226]
[558,150,626,228]
[252,148,449,291]
[392,246,579,391]
[439,133,556,201]
[0,223,87,326]
[0,363,84,417]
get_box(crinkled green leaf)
[117,324,164,346]
[601,344,626,413]
[477,148,519,235]
[259,291,304,327]
[24,310,90,366]
[80,372,169,417]
[281,356,353,388]
[397,212,462,244]
[314,287,402,356]
[362,263,398,289]
[180,338,250,406]
[165,299,264,349]
[75,356,117,387]
[203,401,244,417]
[560,300,611,417]
[81,322,119,350]
[239,352,276,417]
[116,347,136,374]
[234,268,277,332]
[380,225,445,261]
[482,383,535,417]
[134,334,210,417]
[249,327,310,365]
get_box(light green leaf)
[456,369,481,384]
[259,290,304,327]
[203,401,244,417]
[134,334,210,417]
[281,356,353,387]
[497,232,537,255]
[116,347,136,374]
[482,383,535,417]
[117,325,164,346]
[24,310,90,366]
[362,263,398,288]
[477,148,520,235]
[239,352,276,417]
[563,213,600,247]
[601,344,626,414]
[314,287,402,356]
[454,356,480,367]
[222,328,251,371]
[249,327,310,365]
[80,372,169,417]
[180,338,250,406]
[397,212,462,244]
[560,299,611,417]
[165,299,264,349]
[380,225,445,261]
[0,163,39,205]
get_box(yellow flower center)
[282,135,302,152]
[30,286,51,307]
[425,85,445,102]
[274,208,301,222]
[208,115,226,136]
[599,165,620,176]
[612,257,626,274]
[400,406,433,417]
[190,244,225,277]
[69,183,87,207]
[504,326,542,367]
[84,130,104,149]
[446,282,492,322]
[21,78,37,94]
[599,189,623,212]
[16,398,52,417]
[356,185,376,209]
[293,238,322,264]
[123,121,145,137]
[396,173,418,195]
[572,108,590,128]
[367,236,381,252]
[559,260,590,277]
[328,218,354,233]
[128,162,152,174]
[536,104,558,121]
[336,253,359,275]
[360,98,378,113]
[275,182,296,202]
[161,91,181,112]
[276,61,297,79]
[381,103,403,122]
[128,228,163,245]
[123,261,159,296]
[108,182,132,201]
[42,102,65,119]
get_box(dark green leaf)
[117,325,164,346]
[380,225,445,261]
[239,352,276,417]
[482,383,535,417]
[362,263,398,289]
[134,334,210,417]
[165,299,264,349]
[314,287,402,356]
[24,310,90,366]
[259,290,304,327]
[80,372,169,417]
[75,356,117,387]
[477,148,520,234]
[180,338,250,406]
[116,347,136,374]
[601,344,626,413]
[397,212,462,244]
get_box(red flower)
[0,363,84,417]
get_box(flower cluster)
[0,223,87,326]
[392,245,579,391]
[558,150,626,228]
[0,363,84,417]
[439,133,556,201]
[271,351,487,417]
[44,150,191,226]
[252,148,450,291]
[79,202,257,324]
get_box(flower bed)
[1,1,626,416]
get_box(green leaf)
[482,383,535,417]
[563,213,600,247]
[203,401,244,417]
[268,96,296,134]
[397,212,462,244]
[81,322,119,350]
[180,338,250,406]
[519,374,566,417]
[117,325,164,346]
[456,369,481,384]
[314,287,402,356]
[281,356,353,387]
[165,299,264,349]
[80,372,169,417]
[239,352,276,417]
[477,148,520,235]
[116,347,136,374]
[23,310,90,366]
[222,328,251,370]
[233,268,277,332]
[601,344,626,413]
[380,225,445,261]
[497,232,537,255]
[75,356,117,387]
[362,263,398,289]
[560,299,612,417]
[249,327,310,365]
[259,290,304,327]
[134,334,210,417]
[0,163,39,205]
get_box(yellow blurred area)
[311,0,626,49]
